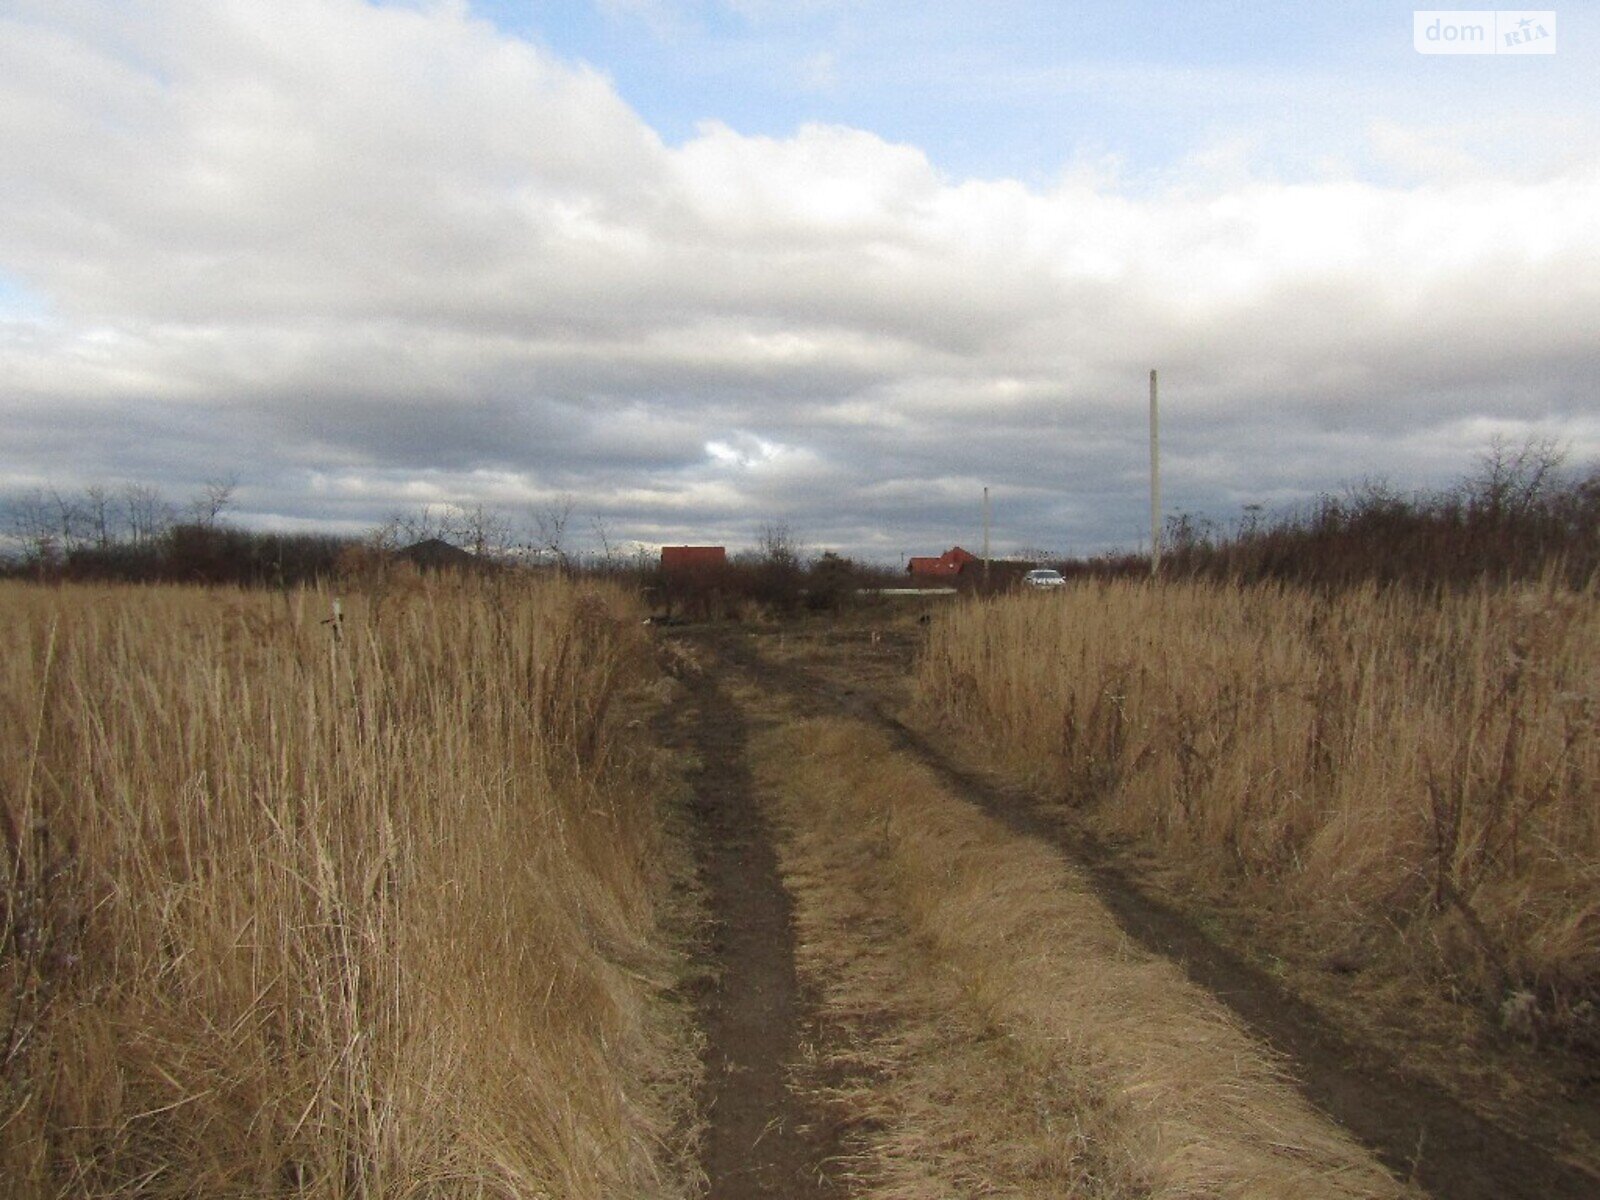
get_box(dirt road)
[654,649,837,1199]
[663,624,1599,1199]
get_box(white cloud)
[0,0,1597,556]
[1367,115,1596,185]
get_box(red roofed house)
[660,545,728,573]
[907,546,978,579]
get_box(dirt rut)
[706,627,1600,1200]
[662,653,834,1199]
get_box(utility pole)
[1149,368,1161,578]
[982,485,991,590]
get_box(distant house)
[398,538,478,571]
[660,545,727,573]
[907,546,978,579]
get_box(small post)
[982,486,991,590]
[1149,368,1161,578]
[325,595,346,696]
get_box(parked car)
[1022,568,1066,589]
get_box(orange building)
[660,545,728,573]
[906,546,977,578]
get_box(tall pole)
[982,485,991,590]
[1149,368,1161,578]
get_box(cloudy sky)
[2,1,1597,560]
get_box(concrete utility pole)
[982,485,991,589]
[1149,368,1161,578]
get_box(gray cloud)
[1,0,1598,561]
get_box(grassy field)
[0,575,697,1198]
[915,578,1600,1039]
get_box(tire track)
[659,647,835,1199]
[705,627,1600,1200]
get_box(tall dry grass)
[0,575,697,1198]
[759,716,1410,1198]
[916,579,1600,1030]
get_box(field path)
[656,646,837,1199]
[687,623,1599,1200]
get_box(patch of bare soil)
[654,643,838,1199]
[703,620,1600,1200]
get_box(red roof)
[908,546,978,576]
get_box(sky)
[1,0,1597,560]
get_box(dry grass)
[0,575,699,1198]
[915,579,1600,1032]
[756,713,1411,1199]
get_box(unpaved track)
[658,651,835,1199]
[699,626,1600,1200]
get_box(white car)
[1022,568,1066,589]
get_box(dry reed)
[915,579,1600,1030]
[759,715,1411,1198]
[0,575,698,1198]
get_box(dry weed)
[760,716,1412,1199]
[915,579,1600,1034]
[0,576,699,1198]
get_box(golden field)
[0,576,696,1199]
[916,578,1600,1031]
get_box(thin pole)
[1149,369,1161,577]
[982,485,991,590]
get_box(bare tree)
[529,494,576,567]
[456,503,514,558]
[1468,435,1567,519]
[121,483,174,544]
[590,515,620,571]
[751,522,805,612]
[758,522,803,570]
[393,504,455,547]
[368,514,404,552]
[187,473,239,528]
[47,488,85,550]
[82,484,114,549]
[5,488,57,561]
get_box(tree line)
[1067,438,1600,590]
[7,438,1596,593]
